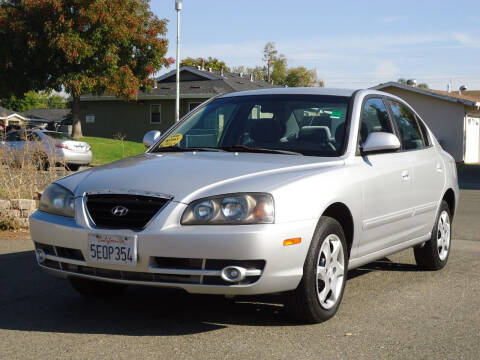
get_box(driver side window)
[360,98,393,144]
[6,131,20,142]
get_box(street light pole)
[175,0,182,122]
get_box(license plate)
[88,234,137,266]
[74,146,85,153]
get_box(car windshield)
[43,131,74,140]
[151,94,351,157]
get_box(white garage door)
[465,116,480,163]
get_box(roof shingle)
[372,82,480,107]
[22,108,71,122]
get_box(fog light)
[221,266,247,282]
[36,249,46,263]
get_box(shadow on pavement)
[0,250,422,336]
[348,257,419,280]
[457,163,480,190]
[0,250,298,336]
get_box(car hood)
[57,152,344,203]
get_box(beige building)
[0,106,28,129]
[372,83,480,163]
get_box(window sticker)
[160,134,183,147]
[330,110,342,119]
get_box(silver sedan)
[1,130,92,171]
[29,88,458,323]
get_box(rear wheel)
[69,277,127,298]
[284,217,348,323]
[414,200,451,270]
[66,164,81,171]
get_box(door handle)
[436,163,443,172]
[401,170,410,181]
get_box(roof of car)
[220,87,358,98]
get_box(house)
[0,106,28,129]
[79,66,279,142]
[21,108,71,123]
[372,82,480,163]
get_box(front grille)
[86,194,169,230]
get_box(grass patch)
[79,137,146,166]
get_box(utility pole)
[267,58,271,83]
[175,0,182,122]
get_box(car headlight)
[181,193,274,225]
[38,183,75,218]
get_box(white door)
[356,98,416,257]
[465,116,480,164]
[388,101,446,240]
[357,152,414,257]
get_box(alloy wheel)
[437,210,451,261]
[316,234,345,310]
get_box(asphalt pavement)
[0,191,479,360]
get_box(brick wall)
[0,199,37,228]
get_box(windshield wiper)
[151,146,226,153]
[220,145,302,156]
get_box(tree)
[397,78,407,84]
[0,0,170,137]
[246,66,266,81]
[1,90,67,112]
[262,42,278,83]
[181,57,230,72]
[0,1,54,99]
[285,67,319,87]
[271,54,288,85]
[417,83,429,89]
[231,65,245,74]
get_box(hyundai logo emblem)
[111,205,129,217]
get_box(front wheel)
[284,217,348,323]
[414,200,451,270]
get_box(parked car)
[0,129,91,171]
[30,88,458,323]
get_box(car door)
[387,100,444,239]
[355,97,415,258]
[3,131,22,162]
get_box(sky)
[151,0,480,91]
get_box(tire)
[33,152,49,171]
[69,277,127,298]
[414,200,451,270]
[67,164,81,171]
[284,216,348,323]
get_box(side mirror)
[143,130,161,148]
[361,132,400,154]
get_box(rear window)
[44,132,74,140]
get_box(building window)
[85,114,95,123]
[151,104,161,123]
[188,102,202,112]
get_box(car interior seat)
[297,126,335,151]
[249,118,286,147]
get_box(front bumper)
[29,203,316,295]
